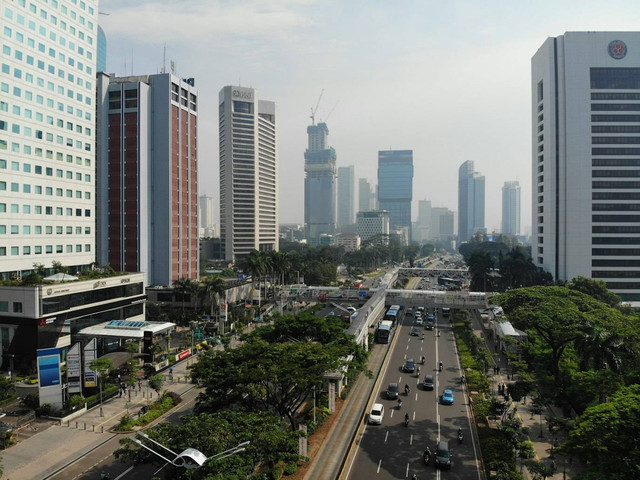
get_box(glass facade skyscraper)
[501,181,521,236]
[377,150,413,235]
[457,160,485,243]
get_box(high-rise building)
[219,86,278,262]
[432,207,455,242]
[199,194,216,238]
[0,0,99,279]
[501,181,521,235]
[532,32,640,300]
[357,210,390,243]
[96,73,199,286]
[337,165,355,228]
[378,150,413,235]
[358,178,372,213]
[304,122,336,244]
[97,25,107,72]
[458,160,485,243]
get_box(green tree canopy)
[114,410,302,479]
[567,276,621,308]
[190,337,358,430]
[564,384,640,479]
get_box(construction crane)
[321,100,339,124]
[310,89,324,126]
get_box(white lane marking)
[377,459,382,473]
[410,434,414,445]
[114,465,134,480]
[412,410,416,421]
[153,462,169,475]
[405,462,410,477]
[384,430,389,444]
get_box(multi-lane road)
[344,305,482,479]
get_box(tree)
[200,276,227,319]
[562,384,640,478]
[190,337,359,430]
[567,276,621,308]
[90,357,115,416]
[466,252,495,291]
[0,376,15,402]
[493,287,599,384]
[148,374,165,395]
[173,277,198,319]
[114,410,302,479]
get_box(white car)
[369,403,384,424]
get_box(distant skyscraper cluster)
[457,160,485,243]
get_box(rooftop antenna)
[310,89,324,126]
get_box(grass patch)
[114,392,181,431]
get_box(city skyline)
[99,1,640,235]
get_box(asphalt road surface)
[344,304,482,480]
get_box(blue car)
[441,389,455,405]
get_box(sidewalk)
[2,356,196,480]
[472,313,573,479]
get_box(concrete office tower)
[358,178,372,213]
[357,210,390,243]
[432,207,455,242]
[304,122,336,244]
[414,200,432,242]
[378,150,414,235]
[96,73,199,286]
[219,86,278,262]
[338,165,355,228]
[501,181,521,235]
[532,32,640,301]
[0,0,99,279]
[458,160,485,243]
[199,194,216,238]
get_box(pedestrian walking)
[138,381,142,391]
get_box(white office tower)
[219,86,278,262]
[0,1,99,278]
[199,194,216,238]
[501,181,521,235]
[532,32,640,301]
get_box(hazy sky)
[100,0,640,235]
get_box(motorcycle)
[423,447,431,465]
[405,384,410,395]
[458,429,464,443]
[421,356,425,365]
[404,414,410,427]
[397,399,402,409]
[439,362,443,372]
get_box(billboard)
[36,347,63,409]
[37,354,61,387]
[83,338,97,388]
[67,343,82,394]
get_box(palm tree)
[172,277,197,318]
[237,250,268,309]
[200,275,227,320]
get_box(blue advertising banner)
[38,355,61,387]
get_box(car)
[410,326,421,336]
[328,311,336,316]
[441,389,455,405]
[434,440,452,469]
[346,306,357,313]
[427,314,435,322]
[406,308,413,316]
[426,321,434,330]
[417,306,425,312]
[403,358,416,373]
[369,403,384,424]
[423,374,434,390]
[387,382,399,399]
[0,421,13,434]
[415,317,424,326]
